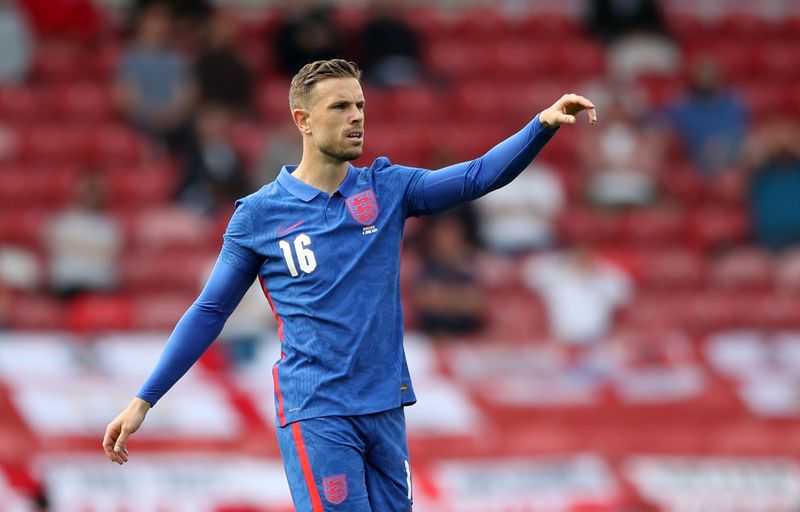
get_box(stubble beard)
[319,140,363,162]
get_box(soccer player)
[103,59,596,511]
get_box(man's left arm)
[407,94,596,215]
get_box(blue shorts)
[276,407,412,511]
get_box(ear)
[292,108,312,135]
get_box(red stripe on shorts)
[292,422,324,511]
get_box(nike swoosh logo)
[276,220,305,237]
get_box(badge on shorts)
[346,189,379,226]
[323,474,348,504]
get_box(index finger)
[565,94,597,124]
[103,426,122,463]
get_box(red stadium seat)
[88,123,149,166]
[684,42,757,82]
[659,163,705,205]
[714,14,770,41]
[18,124,91,164]
[489,40,561,81]
[754,41,800,81]
[0,208,49,246]
[65,294,133,333]
[106,164,177,208]
[736,81,785,121]
[257,79,292,121]
[427,40,492,81]
[0,164,76,207]
[738,292,800,329]
[449,8,509,40]
[31,40,85,83]
[623,207,687,247]
[687,205,750,250]
[450,81,510,121]
[520,13,583,40]
[635,247,706,290]
[558,207,625,247]
[0,87,49,122]
[708,247,773,291]
[552,39,606,80]
[430,122,506,161]
[131,292,195,330]
[121,250,214,293]
[384,85,446,123]
[7,293,65,330]
[127,206,212,251]
[637,73,684,108]
[52,82,114,122]
[484,287,547,341]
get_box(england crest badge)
[346,189,379,226]
[323,474,348,504]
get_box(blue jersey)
[136,115,557,426]
[221,160,428,425]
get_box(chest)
[256,189,402,283]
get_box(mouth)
[346,131,363,144]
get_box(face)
[297,77,365,162]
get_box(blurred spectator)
[0,0,32,84]
[17,0,101,40]
[745,118,800,252]
[359,0,423,87]
[253,118,303,187]
[587,0,665,42]
[193,9,253,114]
[414,212,484,337]
[44,174,123,299]
[114,2,195,153]
[176,103,249,215]
[0,245,39,290]
[585,0,678,79]
[666,58,748,178]
[580,82,664,208]
[134,0,212,25]
[273,3,343,77]
[523,248,633,345]
[474,163,565,254]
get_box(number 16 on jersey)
[279,234,317,277]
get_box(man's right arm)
[103,200,263,464]
[103,257,257,464]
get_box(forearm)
[136,258,255,406]
[415,114,558,214]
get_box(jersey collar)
[277,165,359,202]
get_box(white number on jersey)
[279,234,317,277]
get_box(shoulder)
[239,181,282,203]
[362,157,427,182]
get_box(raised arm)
[407,94,596,215]
[102,256,256,464]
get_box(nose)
[349,106,363,124]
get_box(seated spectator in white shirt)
[474,163,565,254]
[524,248,633,345]
[44,174,123,299]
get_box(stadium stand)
[1,1,800,510]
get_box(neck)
[292,144,350,194]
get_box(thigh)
[364,408,413,512]
[276,416,372,512]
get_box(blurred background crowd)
[1,0,800,510]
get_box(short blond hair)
[289,59,362,110]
